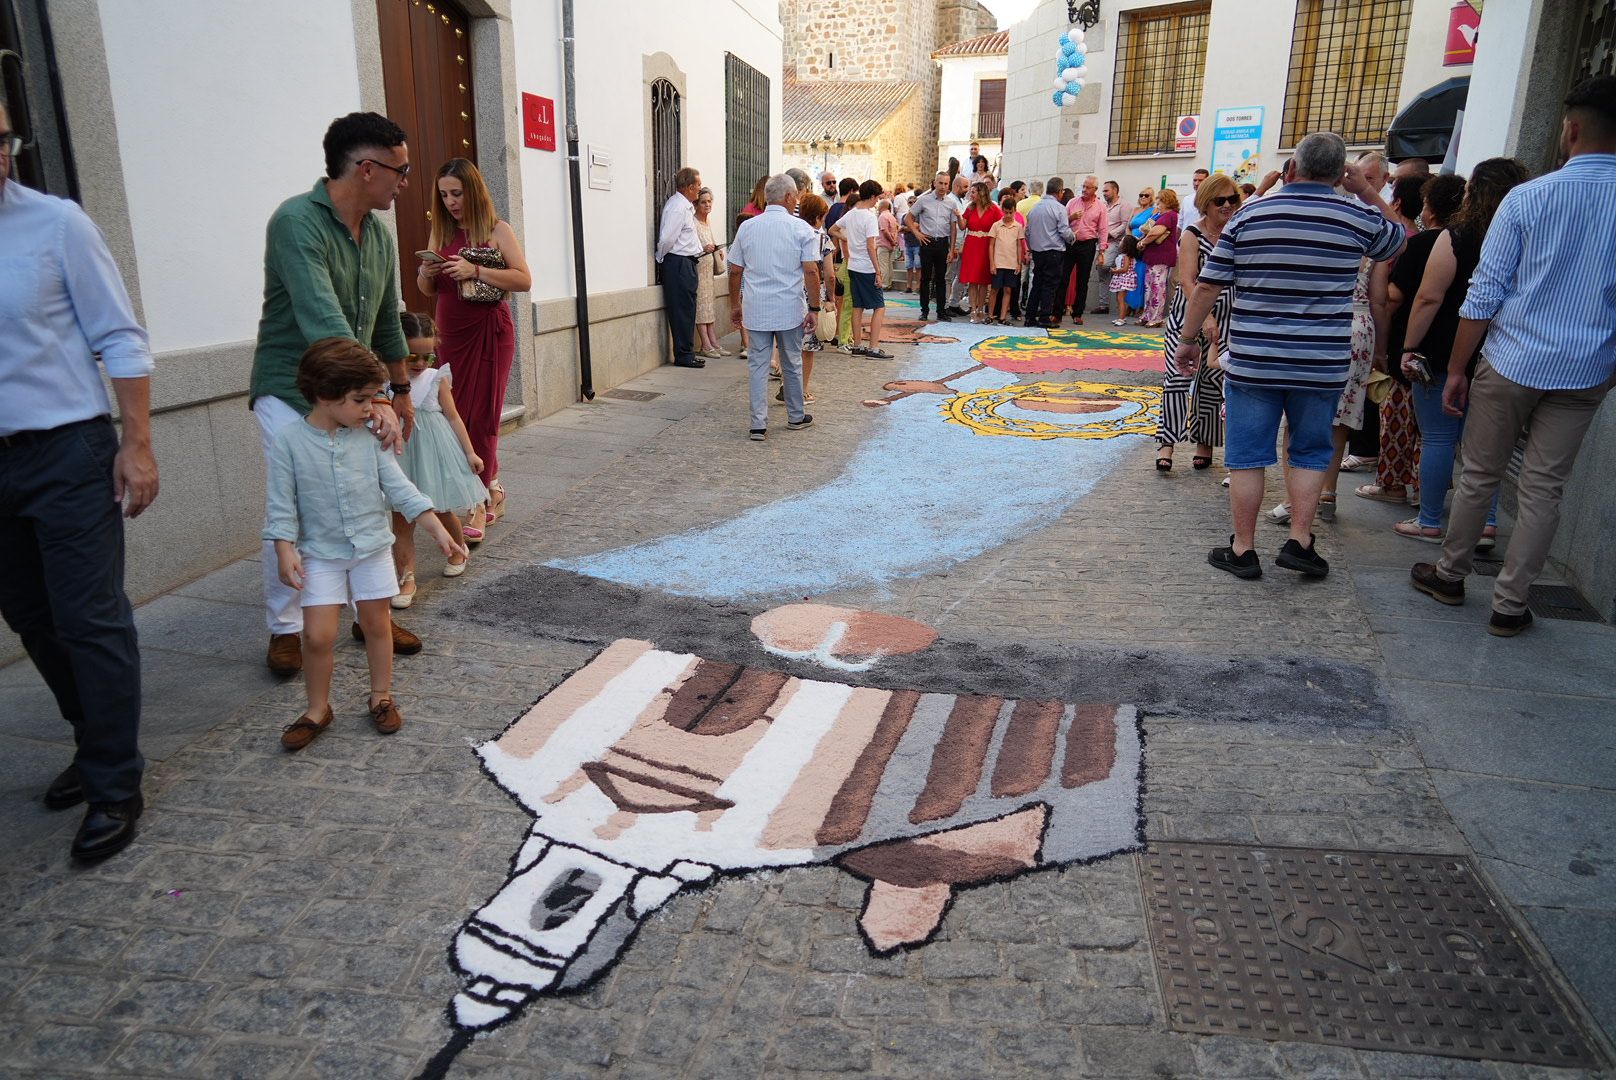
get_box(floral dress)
[1333,259,1375,430]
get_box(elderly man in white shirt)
[728,174,822,441]
[655,165,716,369]
[0,101,158,862]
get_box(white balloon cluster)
[1050,26,1088,108]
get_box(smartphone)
[416,250,445,264]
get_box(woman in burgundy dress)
[958,182,1002,323]
[416,158,531,538]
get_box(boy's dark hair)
[323,112,407,180]
[1390,175,1426,221]
[400,311,436,340]
[839,176,860,197]
[857,178,882,202]
[1000,193,1017,211]
[1119,235,1141,257]
[297,337,388,404]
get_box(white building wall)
[937,52,1008,169]
[1454,0,1537,173]
[511,0,784,304]
[1004,0,1475,208]
[95,1,362,354]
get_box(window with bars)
[725,53,770,241]
[1108,3,1211,157]
[650,78,681,283]
[1281,0,1412,148]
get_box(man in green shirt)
[252,112,421,676]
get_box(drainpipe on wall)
[562,0,595,401]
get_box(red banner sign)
[1445,1,1480,67]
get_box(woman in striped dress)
[1154,174,1240,470]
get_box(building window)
[975,78,1006,140]
[725,53,770,241]
[1281,0,1412,148]
[650,78,681,283]
[1108,3,1211,157]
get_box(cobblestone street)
[3,323,1614,1079]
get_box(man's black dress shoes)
[71,794,143,862]
[44,764,84,810]
[673,357,706,368]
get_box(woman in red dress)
[416,159,531,539]
[958,181,1002,323]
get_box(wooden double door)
[376,0,477,279]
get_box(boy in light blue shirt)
[263,338,465,750]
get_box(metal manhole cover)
[602,388,663,402]
[1471,557,1502,578]
[1526,583,1604,623]
[1140,843,1600,1068]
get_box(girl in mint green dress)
[392,314,488,607]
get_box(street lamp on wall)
[808,130,844,171]
[1068,0,1100,30]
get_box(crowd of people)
[2,74,1613,863]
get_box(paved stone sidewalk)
[1,326,1612,1079]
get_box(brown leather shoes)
[368,696,403,734]
[281,704,333,751]
[267,633,303,675]
[350,620,423,654]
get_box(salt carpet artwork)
[442,635,1144,1035]
[553,325,1164,600]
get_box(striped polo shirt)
[1198,182,1404,391]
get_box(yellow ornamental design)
[942,380,1163,440]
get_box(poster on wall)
[1210,107,1264,183]
[1444,1,1481,66]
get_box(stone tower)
[782,0,998,181]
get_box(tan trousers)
[1437,357,1615,615]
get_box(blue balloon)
[1052,89,1065,106]
[1061,41,1078,56]
[1071,50,1086,66]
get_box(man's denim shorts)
[1224,380,1340,471]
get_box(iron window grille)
[1281,0,1412,148]
[725,53,770,241]
[1108,3,1212,157]
[650,77,682,284]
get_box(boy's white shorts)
[298,550,398,608]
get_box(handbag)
[815,305,838,341]
[458,246,507,303]
[711,246,728,277]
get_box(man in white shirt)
[1180,168,1209,231]
[839,180,896,359]
[0,101,157,861]
[654,166,716,369]
[728,174,822,440]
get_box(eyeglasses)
[356,158,411,178]
[1138,193,1152,199]
[406,352,437,365]
[0,133,19,158]
[1210,194,1241,207]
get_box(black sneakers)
[1208,537,1261,579]
[787,414,814,430]
[749,429,766,441]
[1277,535,1330,577]
[864,348,894,360]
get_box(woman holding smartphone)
[416,158,531,537]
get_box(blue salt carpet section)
[552,325,1143,600]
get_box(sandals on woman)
[486,479,506,527]
[1155,451,1173,472]
[1394,518,1444,543]
[1354,484,1407,503]
[391,571,416,610]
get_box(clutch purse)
[459,246,507,303]
[815,305,838,342]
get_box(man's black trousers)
[0,417,143,805]
[661,253,698,364]
[918,238,949,316]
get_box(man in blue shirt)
[1175,132,1403,580]
[1024,177,1076,328]
[0,101,157,861]
[1411,76,1616,635]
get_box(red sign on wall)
[1444,1,1480,67]
[523,93,556,151]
